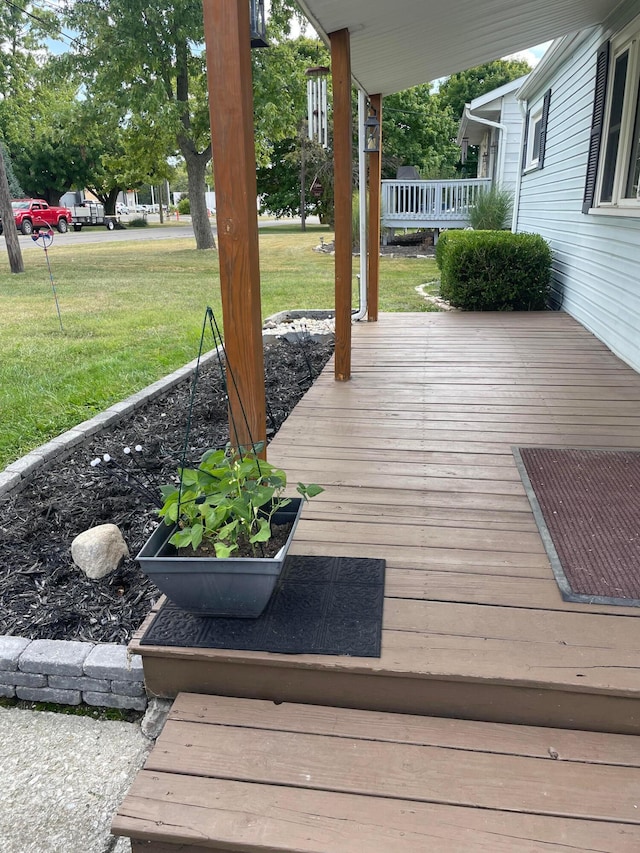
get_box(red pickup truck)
[0,198,74,236]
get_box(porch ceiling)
[295,0,620,95]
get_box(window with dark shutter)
[522,90,551,172]
[538,88,552,169]
[583,41,610,213]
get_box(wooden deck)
[119,312,640,851]
[132,312,640,733]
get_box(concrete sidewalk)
[0,706,150,853]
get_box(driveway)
[2,216,318,251]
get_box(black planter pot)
[136,498,303,618]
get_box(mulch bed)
[0,338,334,643]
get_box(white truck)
[71,201,116,232]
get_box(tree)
[0,0,59,101]
[65,0,215,249]
[0,145,24,273]
[438,59,532,121]
[382,85,459,179]
[8,87,99,204]
[63,0,305,249]
[254,36,335,222]
[0,142,23,197]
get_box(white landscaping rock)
[263,316,336,339]
[71,523,129,580]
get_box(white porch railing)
[381,178,492,230]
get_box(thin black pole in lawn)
[34,227,64,332]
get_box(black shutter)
[538,88,552,169]
[521,108,531,173]
[583,41,610,213]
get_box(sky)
[507,42,551,68]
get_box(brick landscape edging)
[0,346,227,709]
[0,637,146,710]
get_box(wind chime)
[306,65,330,148]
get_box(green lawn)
[0,225,438,468]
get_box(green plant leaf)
[218,520,239,540]
[214,542,236,558]
[169,528,196,549]
[249,517,272,544]
[191,523,204,550]
[201,448,226,466]
[252,484,275,507]
[297,482,324,499]
[177,467,199,487]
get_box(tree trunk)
[0,147,24,273]
[92,187,121,215]
[182,145,215,250]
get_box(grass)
[0,696,142,722]
[0,225,438,468]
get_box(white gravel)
[0,706,150,853]
[262,316,335,338]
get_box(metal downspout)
[511,99,528,233]
[463,105,507,195]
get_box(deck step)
[113,693,640,852]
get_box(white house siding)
[500,94,524,191]
[515,5,640,374]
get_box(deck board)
[133,313,640,731]
[113,695,640,852]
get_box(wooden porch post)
[202,0,266,451]
[368,94,382,322]
[329,28,352,382]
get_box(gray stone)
[16,686,81,704]
[0,670,47,687]
[19,639,92,676]
[71,523,129,579]
[0,636,31,670]
[105,401,136,417]
[84,644,143,681]
[49,675,110,692]
[75,409,123,434]
[141,697,173,739]
[111,679,145,698]
[36,430,86,460]
[4,452,45,478]
[0,470,21,496]
[83,691,147,711]
[0,684,15,698]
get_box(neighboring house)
[514,0,640,373]
[381,77,528,236]
[457,75,529,196]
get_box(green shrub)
[436,230,551,311]
[468,185,514,230]
[177,196,190,215]
[128,217,149,228]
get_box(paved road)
[2,215,318,251]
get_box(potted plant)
[136,443,323,618]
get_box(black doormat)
[140,555,385,657]
[514,447,640,606]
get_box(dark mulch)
[0,338,334,643]
[516,447,640,605]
